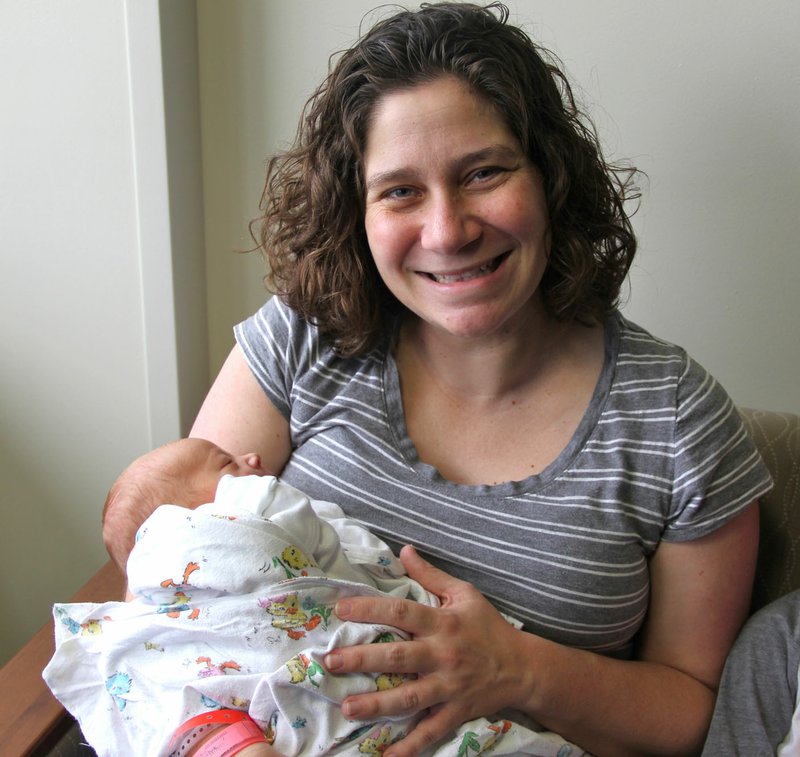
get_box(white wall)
[198,1,799,413]
[0,0,206,666]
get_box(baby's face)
[208,443,264,478]
[194,440,264,491]
[163,438,265,506]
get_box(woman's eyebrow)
[364,167,414,194]
[364,144,521,193]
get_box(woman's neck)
[395,306,574,406]
[392,306,607,485]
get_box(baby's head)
[102,439,264,570]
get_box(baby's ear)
[245,453,262,471]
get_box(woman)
[109,4,770,755]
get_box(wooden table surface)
[0,561,125,756]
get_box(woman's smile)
[363,75,551,341]
[418,251,511,285]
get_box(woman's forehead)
[363,77,520,176]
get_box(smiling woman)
[362,77,551,344]
[100,3,772,756]
[256,3,637,360]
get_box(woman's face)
[362,76,551,342]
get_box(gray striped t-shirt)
[235,297,772,657]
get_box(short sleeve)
[234,296,306,422]
[664,356,773,541]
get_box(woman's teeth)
[426,254,506,284]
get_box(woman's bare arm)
[190,344,292,475]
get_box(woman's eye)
[385,186,415,200]
[470,167,503,183]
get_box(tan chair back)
[738,408,800,611]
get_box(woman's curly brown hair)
[254,2,639,357]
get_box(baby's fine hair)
[255,1,639,356]
[103,441,213,527]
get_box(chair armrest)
[0,560,125,756]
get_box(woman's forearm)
[518,509,757,756]
[514,631,713,756]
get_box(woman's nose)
[419,192,481,254]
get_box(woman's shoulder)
[237,294,309,339]
[607,312,744,437]
[607,312,692,398]
[608,313,771,538]
[613,312,687,360]
[235,297,388,401]
[611,312,722,392]
[239,296,387,359]
[236,296,330,366]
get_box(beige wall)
[1,0,148,665]
[198,0,800,412]
[0,1,206,665]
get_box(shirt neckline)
[381,313,620,497]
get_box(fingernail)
[324,652,343,671]
[342,699,360,719]
[335,599,351,617]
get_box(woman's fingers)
[400,545,473,606]
[333,594,436,636]
[331,544,474,636]
[383,705,467,757]
[323,547,524,754]
[340,675,435,721]
[324,638,434,676]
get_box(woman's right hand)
[323,545,533,757]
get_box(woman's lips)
[422,251,510,283]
